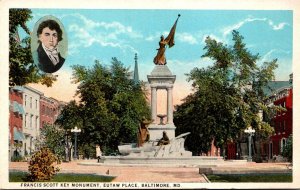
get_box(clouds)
[73,13,142,38]
[146,31,199,45]
[260,49,291,65]
[42,12,290,64]
[260,49,277,64]
[222,17,267,38]
[183,16,292,49]
[177,32,198,44]
[66,13,142,55]
[222,16,289,38]
[145,15,290,52]
[268,20,289,30]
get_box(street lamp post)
[244,126,255,162]
[71,126,81,160]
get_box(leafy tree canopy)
[57,58,150,154]
[55,100,82,130]
[174,30,277,154]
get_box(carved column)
[167,87,173,124]
[151,86,157,123]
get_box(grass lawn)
[206,173,292,182]
[9,171,115,182]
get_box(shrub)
[282,135,292,162]
[252,154,263,163]
[27,147,60,181]
[79,144,96,159]
[11,155,24,162]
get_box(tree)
[174,30,277,156]
[9,8,56,87]
[38,124,65,161]
[58,58,150,154]
[55,100,82,130]
[55,100,83,160]
[174,68,240,155]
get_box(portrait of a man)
[33,19,65,73]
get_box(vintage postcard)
[1,0,299,189]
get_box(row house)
[225,78,293,161]
[9,86,25,158]
[265,85,293,159]
[22,86,43,156]
[260,74,293,161]
[40,96,62,128]
[9,85,65,159]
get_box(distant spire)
[133,53,139,84]
[289,73,293,84]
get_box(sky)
[24,9,293,113]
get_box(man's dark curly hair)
[37,19,63,42]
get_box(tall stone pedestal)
[147,65,176,141]
[147,124,176,141]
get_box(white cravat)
[42,43,59,65]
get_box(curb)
[201,174,211,183]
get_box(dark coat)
[36,43,65,73]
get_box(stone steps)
[199,163,292,175]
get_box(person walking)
[96,144,102,163]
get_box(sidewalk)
[199,161,292,175]
[9,160,207,183]
[9,160,291,182]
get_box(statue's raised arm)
[153,14,180,65]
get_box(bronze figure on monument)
[153,14,180,65]
[137,117,153,147]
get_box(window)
[30,97,32,108]
[283,120,286,131]
[30,115,33,128]
[36,116,38,129]
[281,138,287,153]
[25,114,27,128]
[24,95,27,106]
[42,105,45,115]
[36,99,38,109]
[279,122,282,133]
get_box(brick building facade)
[9,86,25,158]
[267,87,293,159]
[9,85,65,160]
[40,96,61,128]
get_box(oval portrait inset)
[31,15,68,73]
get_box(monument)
[117,14,192,157]
[98,14,226,166]
[147,14,180,141]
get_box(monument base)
[118,131,192,158]
[99,156,225,166]
[147,123,176,141]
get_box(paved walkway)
[9,160,207,183]
[9,160,291,183]
[200,161,292,174]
